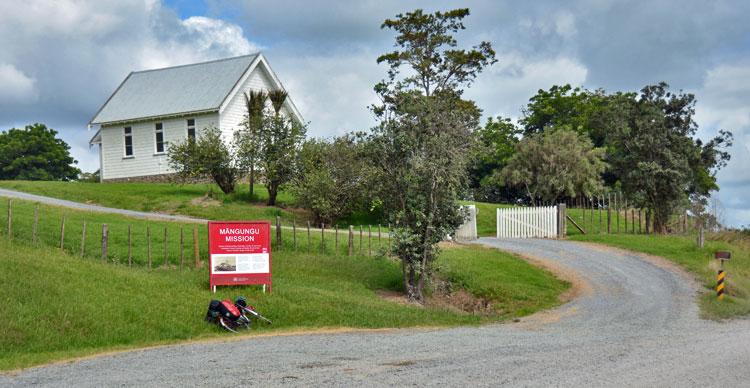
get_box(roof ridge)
[132,52,260,74]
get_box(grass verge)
[0,199,569,371]
[570,233,750,320]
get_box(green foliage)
[167,126,238,194]
[292,136,372,224]
[235,90,268,197]
[607,83,732,233]
[236,90,306,206]
[0,123,80,181]
[500,129,606,204]
[468,116,523,202]
[371,8,494,301]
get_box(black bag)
[205,300,222,322]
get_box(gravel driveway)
[3,238,749,387]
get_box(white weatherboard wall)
[219,64,292,138]
[496,206,558,238]
[99,113,218,180]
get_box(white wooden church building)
[88,53,302,182]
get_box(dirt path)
[3,237,749,387]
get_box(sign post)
[715,251,731,300]
[208,221,272,293]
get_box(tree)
[369,8,495,302]
[520,84,616,147]
[468,116,523,202]
[607,82,732,233]
[167,126,238,194]
[0,123,80,181]
[257,91,307,206]
[500,129,606,204]
[292,135,372,224]
[235,90,267,198]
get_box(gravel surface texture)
[3,237,749,387]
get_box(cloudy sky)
[1,0,748,226]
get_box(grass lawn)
[460,200,512,237]
[0,198,569,371]
[0,180,300,222]
[570,233,750,320]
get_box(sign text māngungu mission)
[218,227,260,242]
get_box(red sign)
[207,221,272,292]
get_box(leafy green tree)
[468,116,523,202]
[607,82,732,233]
[257,91,307,206]
[235,90,267,198]
[167,126,238,194]
[520,84,616,147]
[500,128,606,204]
[0,123,80,181]
[369,8,495,302]
[292,135,372,224]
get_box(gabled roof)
[89,53,302,126]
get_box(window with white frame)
[155,122,165,153]
[187,118,195,140]
[124,127,133,157]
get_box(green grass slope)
[0,240,568,371]
[0,180,298,222]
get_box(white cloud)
[0,64,37,104]
[270,49,383,137]
[693,63,750,226]
[0,0,260,173]
[468,54,588,119]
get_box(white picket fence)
[496,206,558,239]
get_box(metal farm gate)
[496,206,559,238]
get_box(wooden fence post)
[557,204,566,238]
[320,223,325,253]
[59,216,66,249]
[348,225,353,256]
[101,223,108,261]
[306,221,311,253]
[368,225,372,256]
[638,210,642,234]
[147,226,152,268]
[180,226,184,270]
[615,192,620,233]
[387,223,391,254]
[128,224,132,267]
[292,219,297,251]
[359,226,363,255]
[378,224,382,249]
[80,220,87,257]
[7,199,12,239]
[598,195,603,232]
[631,209,635,234]
[607,203,612,234]
[163,226,168,268]
[193,225,200,268]
[276,216,282,249]
[32,205,39,243]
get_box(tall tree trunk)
[652,207,670,234]
[267,182,278,206]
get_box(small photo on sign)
[213,256,237,272]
